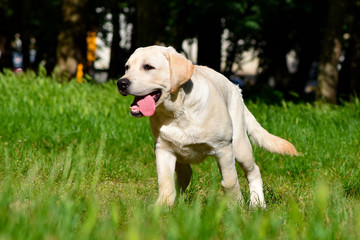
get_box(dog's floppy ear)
[165,47,194,94]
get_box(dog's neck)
[150,83,196,129]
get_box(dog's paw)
[155,194,176,207]
[249,198,266,210]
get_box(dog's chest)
[158,124,214,163]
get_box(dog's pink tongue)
[137,95,156,116]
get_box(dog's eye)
[144,64,155,71]
[125,65,129,71]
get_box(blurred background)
[0,0,359,103]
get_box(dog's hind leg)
[175,162,192,193]
[228,92,266,208]
[234,136,266,209]
[216,144,244,203]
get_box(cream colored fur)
[119,46,298,208]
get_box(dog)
[117,45,298,208]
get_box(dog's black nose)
[117,78,131,95]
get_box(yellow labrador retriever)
[117,45,297,208]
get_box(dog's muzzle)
[117,78,131,96]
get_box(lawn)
[0,69,360,239]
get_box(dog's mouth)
[130,90,162,118]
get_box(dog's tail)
[244,105,298,156]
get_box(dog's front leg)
[154,147,177,206]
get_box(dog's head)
[117,46,194,117]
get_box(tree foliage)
[0,0,359,102]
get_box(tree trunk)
[316,0,346,103]
[135,0,164,48]
[56,0,87,81]
[349,4,360,96]
[19,0,31,70]
[223,33,238,77]
[274,55,291,92]
[292,47,318,95]
[197,16,222,72]
[108,7,122,80]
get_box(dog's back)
[193,65,298,156]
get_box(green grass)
[0,69,360,239]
